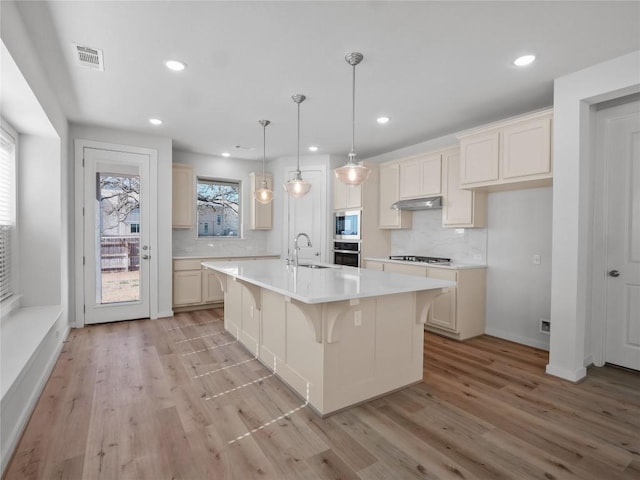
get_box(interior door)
[602,99,640,370]
[83,147,151,324]
[283,167,325,263]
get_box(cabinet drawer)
[426,268,457,282]
[384,263,427,277]
[173,259,203,271]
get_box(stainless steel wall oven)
[333,241,360,267]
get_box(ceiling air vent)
[73,44,104,71]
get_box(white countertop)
[202,259,455,305]
[364,257,487,270]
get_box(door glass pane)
[96,172,140,304]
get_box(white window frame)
[0,118,19,312]
[196,177,242,239]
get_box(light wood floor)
[4,309,639,479]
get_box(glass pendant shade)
[284,94,311,198]
[334,155,372,185]
[255,180,273,204]
[334,52,371,187]
[284,170,311,198]
[254,119,273,204]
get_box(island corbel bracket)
[416,288,446,325]
[285,297,323,343]
[211,271,228,293]
[325,299,360,344]
[234,277,262,312]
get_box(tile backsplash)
[390,209,487,263]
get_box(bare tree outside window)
[197,178,240,237]
[98,173,141,303]
[100,175,140,234]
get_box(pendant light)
[284,94,311,198]
[334,52,371,186]
[254,119,273,204]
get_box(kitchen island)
[202,259,455,416]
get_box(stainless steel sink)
[298,263,332,269]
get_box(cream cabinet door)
[172,163,194,228]
[501,116,552,179]
[334,178,362,210]
[426,268,457,332]
[459,131,500,186]
[173,270,202,306]
[379,163,412,229]
[442,149,487,228]
[202,268,224,303]
[399,153,441,199]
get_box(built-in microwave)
[334,210,361,240]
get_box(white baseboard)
[155,309,174,319]
[545,363,587,382]
[484,326,550,351]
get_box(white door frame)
[74,139,159,327]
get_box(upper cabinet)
[442,148,487,228]
[458,108,553,191]
[399,152,442,199]
[249,172,273,230]
[172,163,194,229]
[378,162,412,229]
[334,177,362,210]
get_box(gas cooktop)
[388,255,451,265]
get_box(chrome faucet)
[291,232,312,267]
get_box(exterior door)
[83,147,151,324]
[602,99,640,370]
[283,166,325,263]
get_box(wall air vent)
[73,44,104,71]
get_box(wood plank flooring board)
[334,409,468,480]
[5,310,640,480]
[423,370,635,476]
[301,409,378,472]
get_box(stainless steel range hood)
[391,196,442,210]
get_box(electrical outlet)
[533,254,541,265]
[540,318,550,334]
[354,310,362,327]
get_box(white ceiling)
[12,1,640,161]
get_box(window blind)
[0,125,15,301]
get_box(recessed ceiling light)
[165,60,186,71]
[149,118,163,125]
[513,55,536,67]
[222,152,230,157]
[377,116,390,124]
[308,146,318,152]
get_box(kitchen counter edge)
[364,257,487,270]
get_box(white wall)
[548,50,640,381]
[70,124,173,318]
[0,1,70,473]
[19,135,61,306]
[486,187,552,350]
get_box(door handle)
[315,252,320,256]
[608,269,620,277]
[142,254,150,260]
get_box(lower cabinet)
[365,260,486,340]
[173,256,277,310]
